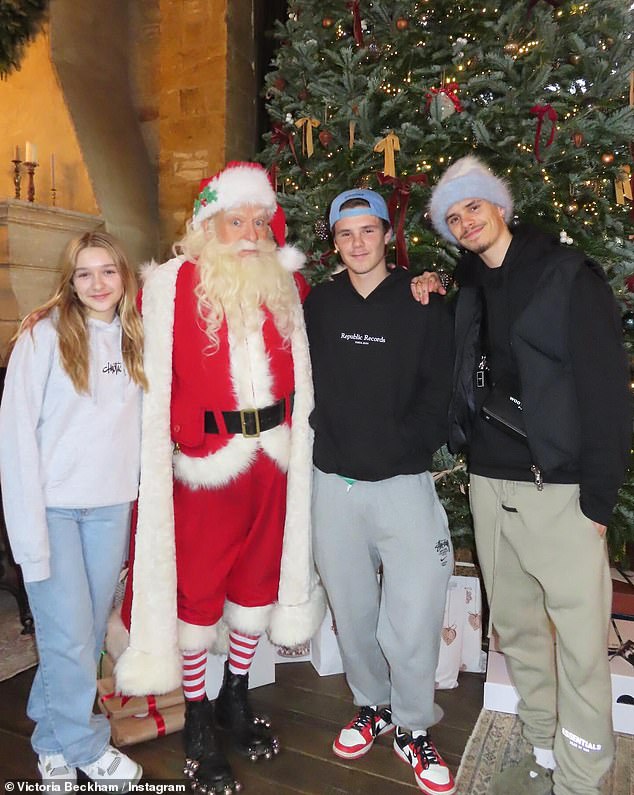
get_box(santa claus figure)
[113,162,325,794]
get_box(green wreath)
[0,0,49,76]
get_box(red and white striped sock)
[228,630,260,676]
[182,650,207,700]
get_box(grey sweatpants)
[312,468,453,731]
[470,475,614,795]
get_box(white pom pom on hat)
[428,155,514,242]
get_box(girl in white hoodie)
[0,231,147,790]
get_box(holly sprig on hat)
[193,184,218,216]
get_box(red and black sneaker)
[333,705,394,759]
[393,727,456,794]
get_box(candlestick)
[24,161,38,203]
[11,157,22,199]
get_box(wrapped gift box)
[97,677,183,720]
[435,575,486,689]
[109,702,185,747]
[310,606,345,677]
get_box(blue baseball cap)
[329,189,392,232]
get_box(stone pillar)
[157,0,258,254]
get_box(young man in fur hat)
[113,162,325,795]
[304,189,456,795]
[412,156,632,795]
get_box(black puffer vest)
[448,245,611,477]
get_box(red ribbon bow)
[270,123,301,169]
[376,172,429,269]
[425,83,464,114]
[346,1,364,46]
[530,104,558,162]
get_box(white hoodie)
[0,314,141,582]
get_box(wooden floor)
[0,663,484,793]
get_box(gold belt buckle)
[240,408,261,438]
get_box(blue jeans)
[25,503,131,767]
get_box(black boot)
[183,697,241,794]
[215,661,280,761]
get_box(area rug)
[0,589,38,682]
[456,709,633,795]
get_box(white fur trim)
[192,165,277,229]
[174,437,258,488]
[224,600,274,636]
[269,583,327,647]
[178,618,221,653]
[277,245,306,273]
[115,257,184,695]
[115,647,182,696]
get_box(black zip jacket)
[305,267,454,480]
[449,225,632,526]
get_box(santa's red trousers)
[173,450,287,628]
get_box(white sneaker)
[38,752,77,782]
[79,745,142,792]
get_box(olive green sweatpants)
[470,475,614,795]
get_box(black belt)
[204,394,293,438]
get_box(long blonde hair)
[17,231,148,394]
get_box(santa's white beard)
[195,238,296,348]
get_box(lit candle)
[50,153,55,189]
[14,145,20,161]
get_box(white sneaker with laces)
[79,745,142,792]
[38,753,77,782]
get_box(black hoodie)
[304,267,454,480]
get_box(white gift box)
[205,635,276,699]
[484,620,634,736]
[435,574,486,689]
[310,605,345,676]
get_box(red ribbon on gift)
[270,123,301,170]
[146,695,166,737]
[346,1,364,46]
[425,83,464,114]
[530,104,558,162]
[376,172,428,269]
[100,691,132,708]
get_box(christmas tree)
[259,0,634,558]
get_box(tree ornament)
[426,84,464,122]
[601,151,615,165]
[318,129,334,148]
[373,132,400,178]
[529,104,558,162]
[321,17,334,28]
[314,218,330,240]
[504,41,519,55]
[395,17,409,31]
[622,311,634,332]
[572,131,584,148]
